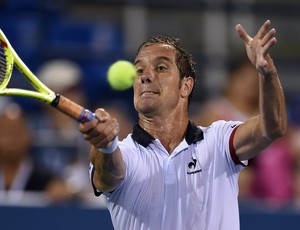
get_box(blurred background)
[0,0,300,229]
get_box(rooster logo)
[188,158,197,169]
[187,157,202,175]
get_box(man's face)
[133,44,182,117]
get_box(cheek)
[166,79,180,95]
[133,76,142,93]
[133,84,145,112]
[133,83,139,104]
[133,94,138,110]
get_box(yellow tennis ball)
[107,60,136,90]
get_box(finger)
[90,134,109,147]
[90,120,119,148]
[92,133,116,149]
[235,24,252,44]
[85,128,110,146]
[89,117,118,143]
[254,40,267,67]
[261,28,276,47]
[98,118,119,139]
[82,127,100,141]
[81,117,112,141]
[95,108,110,122]
[263,37,277,55]
[256,20,271,39]
[258,35,277,59]
[79,118,98,133]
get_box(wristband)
[99,136,119,154]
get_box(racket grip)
[51,94,96,123]
[78,109,96,123]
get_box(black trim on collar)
[185,120,204,144]
[132,120,204,147]
[132,123,155,147]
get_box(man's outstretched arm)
[233,20,287,161]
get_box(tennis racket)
[0,29,95,123]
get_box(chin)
[136,104,159,116]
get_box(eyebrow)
[134,56,173,66]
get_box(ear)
[180,76,194,98]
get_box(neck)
[138,110,189,154]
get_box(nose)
[141,75,152,84]
[140,68,153,84]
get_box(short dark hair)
[136,35,197,105]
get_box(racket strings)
[0,44,7,84]
[0,39,13,90]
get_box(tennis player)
[79,20,287,230]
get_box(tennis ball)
[107,60,136,91]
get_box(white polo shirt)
[90,120,246,230]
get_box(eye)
[136,67,144,75]
[157,65,167,72]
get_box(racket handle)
[51,94,96,123]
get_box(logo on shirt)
[187,157,202,175]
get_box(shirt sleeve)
[89,162,102,197]
[228,125,247,167]
[210,120,248,171]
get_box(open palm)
[235,20,277,75]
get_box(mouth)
[140,91,159,96]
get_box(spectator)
[32,59,91,203]
[0,100,68,205]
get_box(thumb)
[235,24,252,44]
[95,108,110,122]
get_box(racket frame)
[0,29,95,123]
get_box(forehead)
[135,44,177,64]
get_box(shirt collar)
[132,120,204,147]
